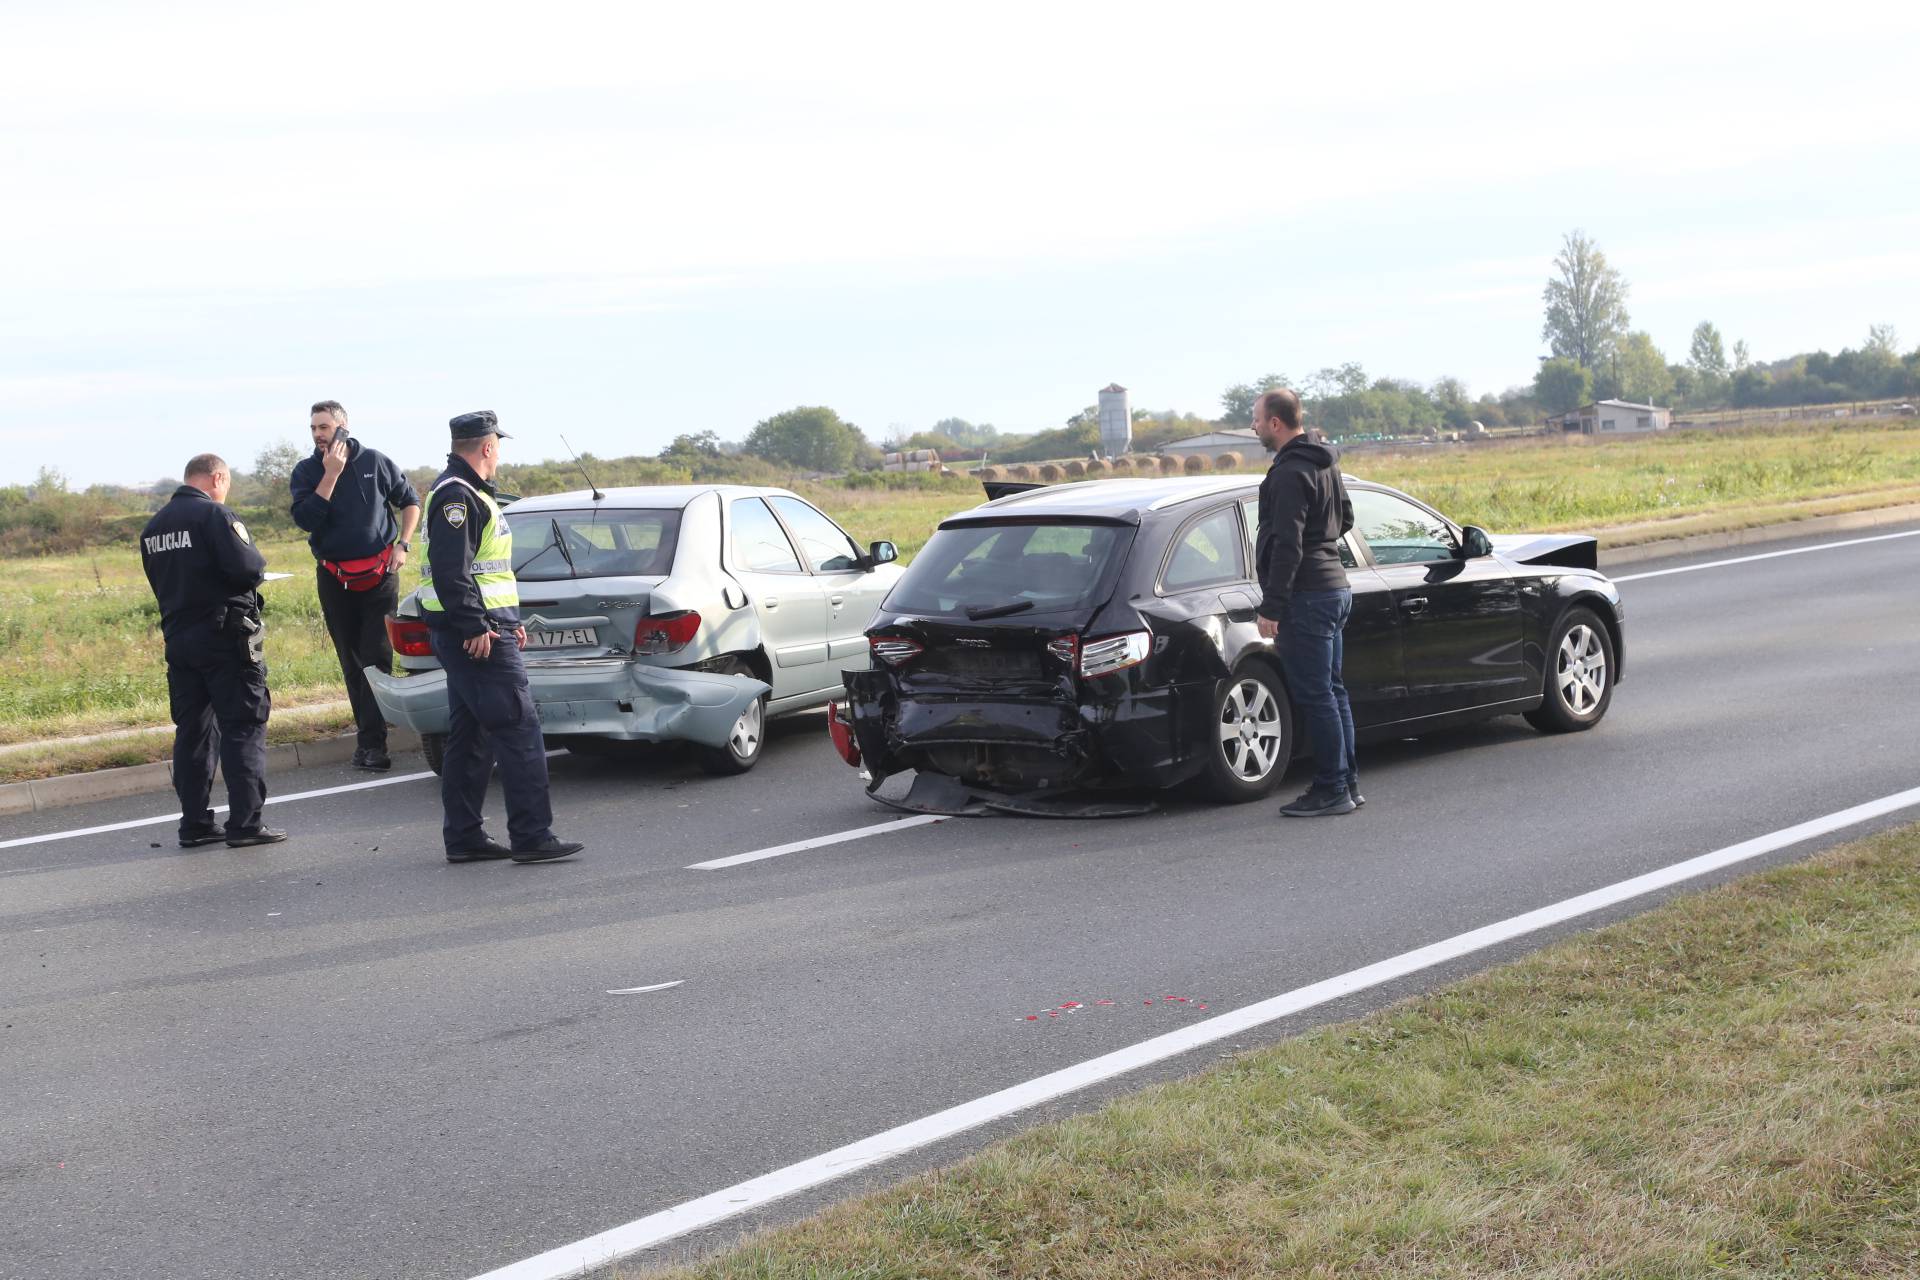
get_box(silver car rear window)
[509,508,680,581]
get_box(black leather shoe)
[446,836,513,863]
[226,828,289,848]
[1280,786,1356,818]
[511,837,585,863]
[178,830,226,848]
[355,748,392,772]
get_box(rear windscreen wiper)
[965,599,1035,620]
[549,518,579,577]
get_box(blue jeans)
[1279,589,1357,791]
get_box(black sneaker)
[1349,782,1366,809]
[178,829,227,848]
[226,828,290,848]
[446,835,513,863]
[355,748,392,772]
[1280,786,1357,818]
[511,837,585,863]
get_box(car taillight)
[1046,634,1078,665]
[827,701,862,767]
[386,616,434,658]
[634,611,701,655]
[1078,630,1151,678]
[870,636,923,666]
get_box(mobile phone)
[330,425,347,447]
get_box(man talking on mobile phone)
[418,411,583,864]
[289,400,419,771]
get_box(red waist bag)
[322,545,394,591]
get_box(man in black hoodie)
[289,400,420,771]
[1252,388,1361,816]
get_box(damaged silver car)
[368,485,901,775]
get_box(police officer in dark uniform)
[421,412,583,864]
[140,453,287,848]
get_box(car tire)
[1525,606,1615,734]
[697,659,767,776]
[1202,663,1293,803]
[421,732,446,775]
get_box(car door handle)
[1401,596,1428,614]
[829,594,845,606]
[762,596,779,609]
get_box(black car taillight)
[386,616,434,658]
[870,636,923,666]
[1078,630,1151,678]
[635,611,701,655]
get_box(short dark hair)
[1255,388,1301,431]
[184,453,228,479]
[450,435,489,458]
[311,400,347,421]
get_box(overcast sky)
[4,0,1916,485]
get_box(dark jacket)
[1255,435,1353,620]
[289,436,419,562]
[140,486,268,640]
[423,454,519,638]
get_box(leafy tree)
[1542,230,1630,370]
[252,440,304,493]
[1594,331,1674,405]
[1733,339,1751,371]
[1866,323,1900,357]
[660,431,725,462]
[1218,375,1288,426]
[931,418,1000,448]
[742,406,867,473]
[1534,357,1593,415]
[1688,322,1728,378]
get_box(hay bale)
[1156,455,1182,474]
[1182,454,1208,474]
[977,465,1005,482]
[1037,464,1065,482]
[1064,460,1087,477]
[1213,451,1243,470]
[1085,458,1111,476]
[1007,464,1034,480]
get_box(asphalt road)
[5,525,1918,1280]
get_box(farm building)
[1156,428,1262,463]
[1556,400,1671,435]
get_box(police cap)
[449,410,511,440]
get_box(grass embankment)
[636,824,1920,1279]
[6,418,1917,780]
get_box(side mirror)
[1458,525,1493,559]
[862,540,898,571]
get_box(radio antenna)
[559,435,605,501]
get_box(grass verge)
[0,704,358,785]
[635,824,1920,1279]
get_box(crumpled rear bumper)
[364,660,768,750]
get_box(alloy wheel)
[1218,678,1283,782]
[1557,624,1608,716]
[728,698,765,760]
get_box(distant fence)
[1672,398,1914,429]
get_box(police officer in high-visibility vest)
[139,453,287,848]
[421,411,584,864]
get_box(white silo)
[1097,383,1132,457]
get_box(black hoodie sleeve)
[1257,465,1311,620]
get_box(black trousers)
[427,626,555,851]
[315,566,399,750]
[167,621,271,839]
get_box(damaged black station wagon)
[830,475,1623,816]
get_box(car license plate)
[929,648,1041,678]
[525,627,598,650]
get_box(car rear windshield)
[884,521,1132,617]
[508,508,680,582]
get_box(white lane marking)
[471,784,1920,1280]
[1613,527,1920,582]
[686,815,946,870]
[0,749,567,854]
[606,981,685,995]
[0,770,438,851]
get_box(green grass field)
[633,823,1920,1280]
[5,417,1917,754]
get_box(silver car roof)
[504,484,799,513]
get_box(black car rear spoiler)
[980,480,1048,501]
